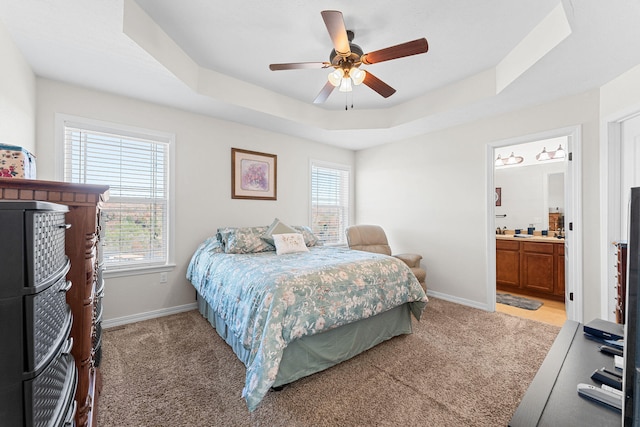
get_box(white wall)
[35,79,355,323]
[495,161,565,231]
[0,20,36,153]
[355,90,602,320]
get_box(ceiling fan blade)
[313,81,336,104]
[361,38,429,65]
[321,10,351,56]
[269,62,331,71]
[362,72,396,98]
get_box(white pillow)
[272,233,309,255]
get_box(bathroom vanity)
[496,235,565,301]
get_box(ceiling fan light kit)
[269,10,429,105]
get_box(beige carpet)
[97,298,559,426]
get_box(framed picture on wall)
[495,187,502,206]
[231,148,277,200]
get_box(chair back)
[345,225,392,256]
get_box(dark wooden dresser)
[0,178,109,427]
[615,242,628,324]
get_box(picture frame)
[495,187,502,206]
[231,148,277,200]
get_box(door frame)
[486,125,583,322]
[601,105,640,320]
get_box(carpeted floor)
[97,298,559,427]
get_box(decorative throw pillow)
[291,225,322,247]
[272,233,310,255]
[261,218,298,246]
[217,226,274,254]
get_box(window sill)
[103,263,176,279]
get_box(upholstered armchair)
[345,225,427,292]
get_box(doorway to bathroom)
[488,126,582,324]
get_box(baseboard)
[426,290,490,312]
[102,302,198,329]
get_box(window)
[310,160,351,245]
[61,116,173,273]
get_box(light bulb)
[349,68,366,85]
[553,144,566,159]
[536,147,551,161]
[339,77,353,92]
[495,154,504,166]
[505,152,523,165]
[328,69,343,87]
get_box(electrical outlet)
[160,272,168,283]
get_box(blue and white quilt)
[186,237,428,411]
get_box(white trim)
[102,302,197,329]
[427,289,490,312]
[486,144,497,312]
[600,122,619,320]
[104,263,176,278]
[566,126,583,322]
[487,125,582,321]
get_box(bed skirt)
[196,291,413,387]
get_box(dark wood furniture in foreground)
[509,320,620,426]
[0,178,109,427]
[497,237,565,301]
[616,242,628,324]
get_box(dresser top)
[0,178,109,206]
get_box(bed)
[186,224,428,411]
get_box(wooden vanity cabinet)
[496,239,520,288]
[496,238,565,301]
[521,242,555,294]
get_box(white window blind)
[63,122,170,271]
[311,162,351,245]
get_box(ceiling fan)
[269,10,429,104]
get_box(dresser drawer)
[496,239,520,250]
[24,344,77,427]
[24,272,73,375]
[27,210,69,290]
[522,242,554,254]
[1,339,76,427]
[0,201,69,297]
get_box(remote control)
[603,367,622,378]
[577,383,622,412]
[600,345,623,357]
[591,369,623,390]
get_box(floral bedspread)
[186,237,428,411]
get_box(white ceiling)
[1,0,640,150]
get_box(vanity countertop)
[496,234,564,243]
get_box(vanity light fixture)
[536,144,566,161]
[495,152,524,167]
[505,152,524,165]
